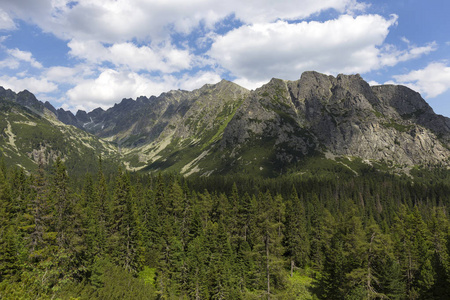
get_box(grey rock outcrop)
[221,71,450,168]
[2,71,449,175]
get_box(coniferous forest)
[1,157,450,299]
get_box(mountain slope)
[2,72,450,177]
[214,72,450,175]
[0,98,117,175]
[116,80,250,174]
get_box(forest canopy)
[1,157,450,299]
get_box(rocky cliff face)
[114,80,250,173]
[66,80,248,147]
[2,72,450,176]
[219,72,450,172]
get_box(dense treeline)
[1,157,450,299]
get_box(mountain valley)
[2,71,450,299]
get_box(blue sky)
[0,0,450,117]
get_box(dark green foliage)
[284,186,309,276]
[86,257,156,300]
[0,168,17,281]
[1,161,450,299]
[108,169,141,273]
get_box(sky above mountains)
[0,0,449,116]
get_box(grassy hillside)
[0,100,119,176]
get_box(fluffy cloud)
[1,0,364,43]
[66,69,154,110]
[44,65,97,85]
[177,71,222,91]
[0,75,57,94]
[67,39,109,63]
[7,48,43,68]
[367,80,381,86]
[45,66,82,83]
[379,42,437,67]
[0,58,20,69]
[68,40,193,73]
[209,14,436,85]
[0,8,15,30]
[0,48,44,70]
[0,0,442,113]
[393,62,450,98]
[66,69,222,111]
[230,0,366,23]
[233,77,270,91]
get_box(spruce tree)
[428,207,450,299]
[28,156,52,262]
[109,169,140,273]
[284,186,309,277]
[254,191,285,299]
[50,157,86,283]
[0,169,17,280]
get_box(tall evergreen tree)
[0,169,17,280]
[254,191,285,299]
[205,220,235,299]
[309,199,335,272]
[109,169,140,273]
[94,155,109,257]
[428,207,450,299]
[50,157,86,282]
[392,205,434,299]
[185,226,209,299]
[28,156,52,261]
[52,157,71,249]
[284,186,309,277]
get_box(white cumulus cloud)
[208,14,436,86]
[393,62,450,98]
[0,58,20,69]
[379,42,437,67]
[1,0,365,43]
[0,0,442,113]
[45,66,81,83]
[68,40,193,73]
[66,69,153,110]
[65,69,223,111]
[44,65,96,85]
[7,48,43,68]
[0,8,15,30]
[0,75,57,94]
[177,71,222,91]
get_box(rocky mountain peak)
[372,84,432,116]
[136,96,150,104]
[0,86,16,99]
[218,71,450,174]
[197,79,249,96]
[113,98,136,109]
[75,110,90,123]
[2,71,450,176]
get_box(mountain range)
[1,71,450,177]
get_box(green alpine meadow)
[2,72,450,299]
